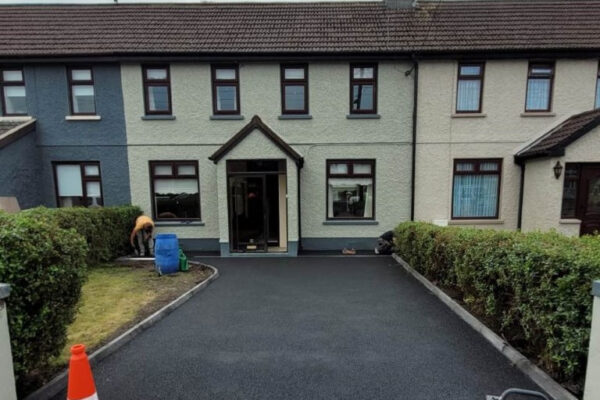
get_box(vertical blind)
[526,79,551,110]
[456,80,481,111]
[453,175,499,218]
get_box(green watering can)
[178,249,189,272]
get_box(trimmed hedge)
[0,213,87,394]
[394,222,600,390]
[23,206,142,264]
[0,205,142,395]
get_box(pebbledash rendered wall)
[22,64,131,207]
[414,59,599,230]
[521,125,600,235]
[122,61,413,252]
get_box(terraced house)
[2,0,600,256]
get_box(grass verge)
[53,262,213,365]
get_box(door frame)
[226,159,288,253]
[577,163,600,236]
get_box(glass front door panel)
[587,177,600,216]
[229,176,267,252]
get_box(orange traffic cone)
[67,344,98,400]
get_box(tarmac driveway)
[53,256,543,399]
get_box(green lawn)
[54,263,212,365]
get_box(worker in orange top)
[130,215,155,257]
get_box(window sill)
[210,115,244,120]
[520,112,556,118]
[448,219,504,225]
[155,221,205,227]
[346,114,381,119]
[322,220,379,226]
[451,113,487,118]
[65,115,101,121]
[278,114,312,120]
[141,115,176,120]
[559,218,581,225]
[0,116,33,122]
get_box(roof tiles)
[1,1,600,57]
[516,109,600,159]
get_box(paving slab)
[52,256,543,400]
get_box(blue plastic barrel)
[154,233,179,275]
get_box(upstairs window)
[456,63,484,113]
[350,64,377,114]
[212,65,240,115]
[68,67,96,115]
[150,161,201,220]
[54,162,103,208]
[142,65,171,115]
[327,160,375,220]
[281,64,308,114]
[1,68,27,116]
[452,159,502,219]
[595,64,600,109]
[525,62,554,112]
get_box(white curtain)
[526,79,550,110]
[596,78,600,109]
[154,179,198,194]
[453,175,498,217]
[456,80,481,111]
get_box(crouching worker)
[130,215,155,257]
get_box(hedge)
[394,222,600,391]
[22,205,142,264]
[0,205,142,395]
[0,213,87,394]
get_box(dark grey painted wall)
[0,130,42,209]
[0,64,130,208]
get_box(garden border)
[391,253,577,400]
[25,261,219,400]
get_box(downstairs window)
[326,160,375,219]
[54,162,103,207]
[452,159,502,219]
[150,161,201,220]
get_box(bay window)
[525,62,554,112]
[53,162,103,207]
[68,67,96,115]
[1,68,27,116]
[150,161,201,220]
[452,159,502,219]
[327,160,375,219]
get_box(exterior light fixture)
[553,161,563,179]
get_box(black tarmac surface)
[53,256,543,399]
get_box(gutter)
[410,56,419,221]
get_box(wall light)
[553,161,563,179]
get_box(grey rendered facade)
[0,64,131,209]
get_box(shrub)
[0,213,88,394]
[23,206,142,264]
[393,222,600,390]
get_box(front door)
[229,175,268,252]
[579,166,600,235]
